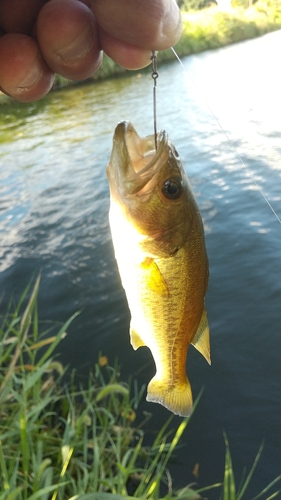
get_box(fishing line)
[171,46,281,226]
[150,50,159,150]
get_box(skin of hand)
[0,0,182,102]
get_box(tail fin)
[146,376,193,417]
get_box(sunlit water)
[0,30,280,496]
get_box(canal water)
[0,30,280,496]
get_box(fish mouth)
[107,121,169,196]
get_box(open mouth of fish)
[109,121,170,196]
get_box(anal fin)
[191,307,211,365]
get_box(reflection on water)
[0,30,280,497]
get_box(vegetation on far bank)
[0,277,280,499]
[170,0,281,59]
[53,0,281,88]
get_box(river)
[0,30,280,497]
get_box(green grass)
[221,434,281,500]
[171,0,281,58]
[0,277,280,499]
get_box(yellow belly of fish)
[109,199,210,417]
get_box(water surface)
[0,30,280,496]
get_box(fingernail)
[56,26,94,61]
[162,0,182,39]
[17,56,43,90]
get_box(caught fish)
[106,121,210,417]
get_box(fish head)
[106,121,201,257]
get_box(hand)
[0,0,182,102]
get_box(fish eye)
[161,177,183,200]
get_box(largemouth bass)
[106,121,210,417]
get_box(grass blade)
[0,275,40,401]
[223,433,236,500]
[237,442,264,500]
[251,475,281,500]
[36,311,80,368]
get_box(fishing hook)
[151,50,158,150]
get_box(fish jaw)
[106,120,169,198]
[107,121,193,258]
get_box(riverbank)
[167,0,281,57]
[53,0,281,87]
[0,278,280,499]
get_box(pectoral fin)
[140,257,169,297]
[130,323,146,350]
[191,307,211,365]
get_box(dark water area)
[1,30,281,496]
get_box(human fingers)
[0,0,54,101]
[0,0,46,34]
[0,0,101,101]
[0,0,180,102]
[91,0,182,69]
[0,33,54,102]
[36,0,102,81]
